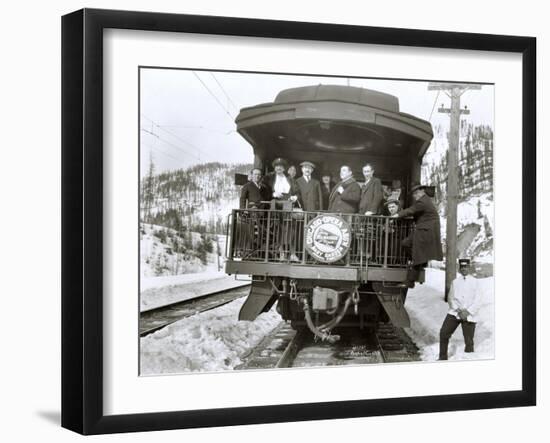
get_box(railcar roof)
[236,84,433,160]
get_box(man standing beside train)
[439,258,482,360]
[359,163,384,215]
[328,165,362,213]
[296,161,323,211]
[392,183,443,287]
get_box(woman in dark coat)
[320,171,334,211]
[394,183,443,286]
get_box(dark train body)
[225,85,434,339]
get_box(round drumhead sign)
[305,215,351,263]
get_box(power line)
[142,141,187,164]
[141,115,213,161]
[210,73,239,112]
[192,71,235,123]
[428,90,441,122]
[141,127,201,161]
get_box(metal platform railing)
[228,209,413,268]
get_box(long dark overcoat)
[296,176,323,211]
[320,182,333,211]
[328,177,362,213]
[398,194,443,265]
[358,176,384,214]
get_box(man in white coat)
[439,258,483,360]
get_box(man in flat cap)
[439,259,482,360]
[359,163,384,216]
[392,183,443,287]
[384,198,400,217]
[328,165,362,213]
[296,161,323,211]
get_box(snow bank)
[140,273,250,311]
[405,268,494,361]
[140,298,281,375]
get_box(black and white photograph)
[138,68,495,375]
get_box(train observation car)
[225,84,434,341]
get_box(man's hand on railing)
[364,211,374,216]
[289,195,298,202]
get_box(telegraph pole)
[427,83,481,300]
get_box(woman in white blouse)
[262,158,300,262]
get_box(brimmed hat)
[272,157,288,168]
[384,198,400,207]
[320,170,332,177]
[410,182,427,193]
[458,258,471,267]
[300,161,316,169]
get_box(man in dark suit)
[358,163,384,215]
[296,161,323,211]
[393,183,443,287]
[328,165,362,213]
[239,168,269,209]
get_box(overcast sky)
[139,68,494,177]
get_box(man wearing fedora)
[359,163,384,215]
[296,161,323,211]
[328,165,362,213]
[392,182,443,287]
[439,258,482,360]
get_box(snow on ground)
[405,268,495,362]
[140,272,250,311]
[140,268,494,375]
[141,269,225,291]
[140,298,281,375]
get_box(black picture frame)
[61,8,536,435]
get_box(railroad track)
[237,322,420,369]
[140,285,250,337]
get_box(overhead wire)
[141,115,212,161]
[428,90,441,122]
[192,71,235,123]
[209,72,239,112]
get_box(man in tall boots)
[296,161,323,211]
[392,183,443,287]
[439,259,483,360]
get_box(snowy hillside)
[140,223,221,277]
[422,122,494,265]
[141,161,252,234]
